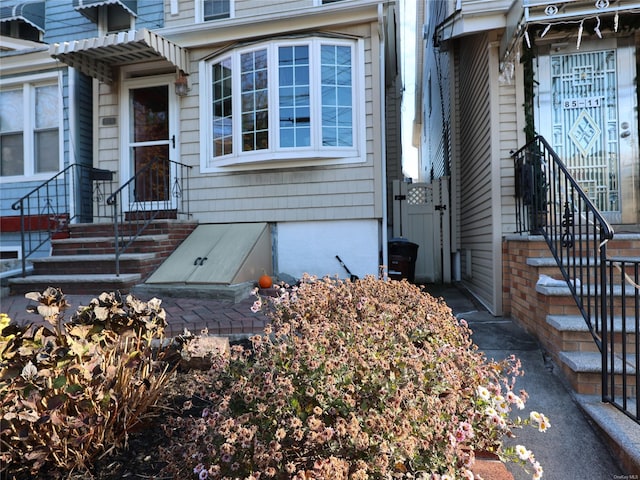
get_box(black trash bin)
[388,238,419,282]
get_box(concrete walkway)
[427,284,627,480]
[0,283,634,478]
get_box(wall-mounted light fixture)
[175,72,189,96]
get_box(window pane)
[278,45,310,148]
[0,90,24,132]
[241,50,268,152]
[212,57,233,157]
[36,85,58,129]
[0,133,24,176]
[106,5,130,33]
[321,45,353,147]
[204,0,230,20]
[131,86,168,142]
[35,129,59,173]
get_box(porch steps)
[504,233,640,474]
[533,280,639,396]
[8,219,198,295]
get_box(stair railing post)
[600,231,609,402]
[111,196,121,277]
[17,199,26,277]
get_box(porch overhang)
[73,0,137,22]
[49,28,189,83]
[499,0,640,63]
[0,1,45,33]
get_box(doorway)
[121,77,177,211]
[535,39,638,224]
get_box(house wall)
[92,14,391,279]
[456,32,497,312]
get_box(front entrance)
[121,76,177,210]
[535,39,638,224]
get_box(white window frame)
[200,37,365,172]
[0,72,63,183]
[196,0,234,23]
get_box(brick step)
[31,253,158,276]
[558,351,637,396]
[527,256,640,282]
[8,274,141,295]
[51,234,173,256]
[546,314,638,354]
[67,219,197,239]
[536,283,639,317]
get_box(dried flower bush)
[160,275,548,479]
[0,288,175,478]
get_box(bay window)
[0,81,60,179]
[202,37,362,170]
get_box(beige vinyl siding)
[183,26,379,224]
[96,82,120,182]
[164,0,358,26]
[499,56,525,235]
[235,0,313,17]
[457,32,495,311]
[163,0,195,28]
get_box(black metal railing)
[106,157,192,276]
[513,136,640,423]
[514,135,614,347]
[605,256,640,421]
[11,163,114,276]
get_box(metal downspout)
[378,3,388,278]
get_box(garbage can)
[388,238,419,282]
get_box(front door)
[122,78,176,210]
[535,39,638,224]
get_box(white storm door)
[122,77,177,211]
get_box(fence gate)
[392,178,451,283]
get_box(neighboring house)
[417,0,640,315]
[0,0,401,284]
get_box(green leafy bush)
[0,288,174,478]
[160,275,547,479]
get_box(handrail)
[10,163,114,276]
[511,136,640,419]
[513,136,613,349]
[106,157,192,276]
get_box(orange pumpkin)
[258,274,273,289]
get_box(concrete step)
[576,394,640,474]
[8,273,142,295]
[558,350,637,396]
[546,314,639,353]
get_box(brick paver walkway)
[1,292,268,337]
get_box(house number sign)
[563,97,601,109]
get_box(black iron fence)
[11,163,114,276]
[106,157,192,276]
[605,256,640,421]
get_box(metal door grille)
[551,50,620,213]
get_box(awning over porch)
[49,28,189,83]
[500,0,640,62]
[73,0,137,22]
[0,1,45,32]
